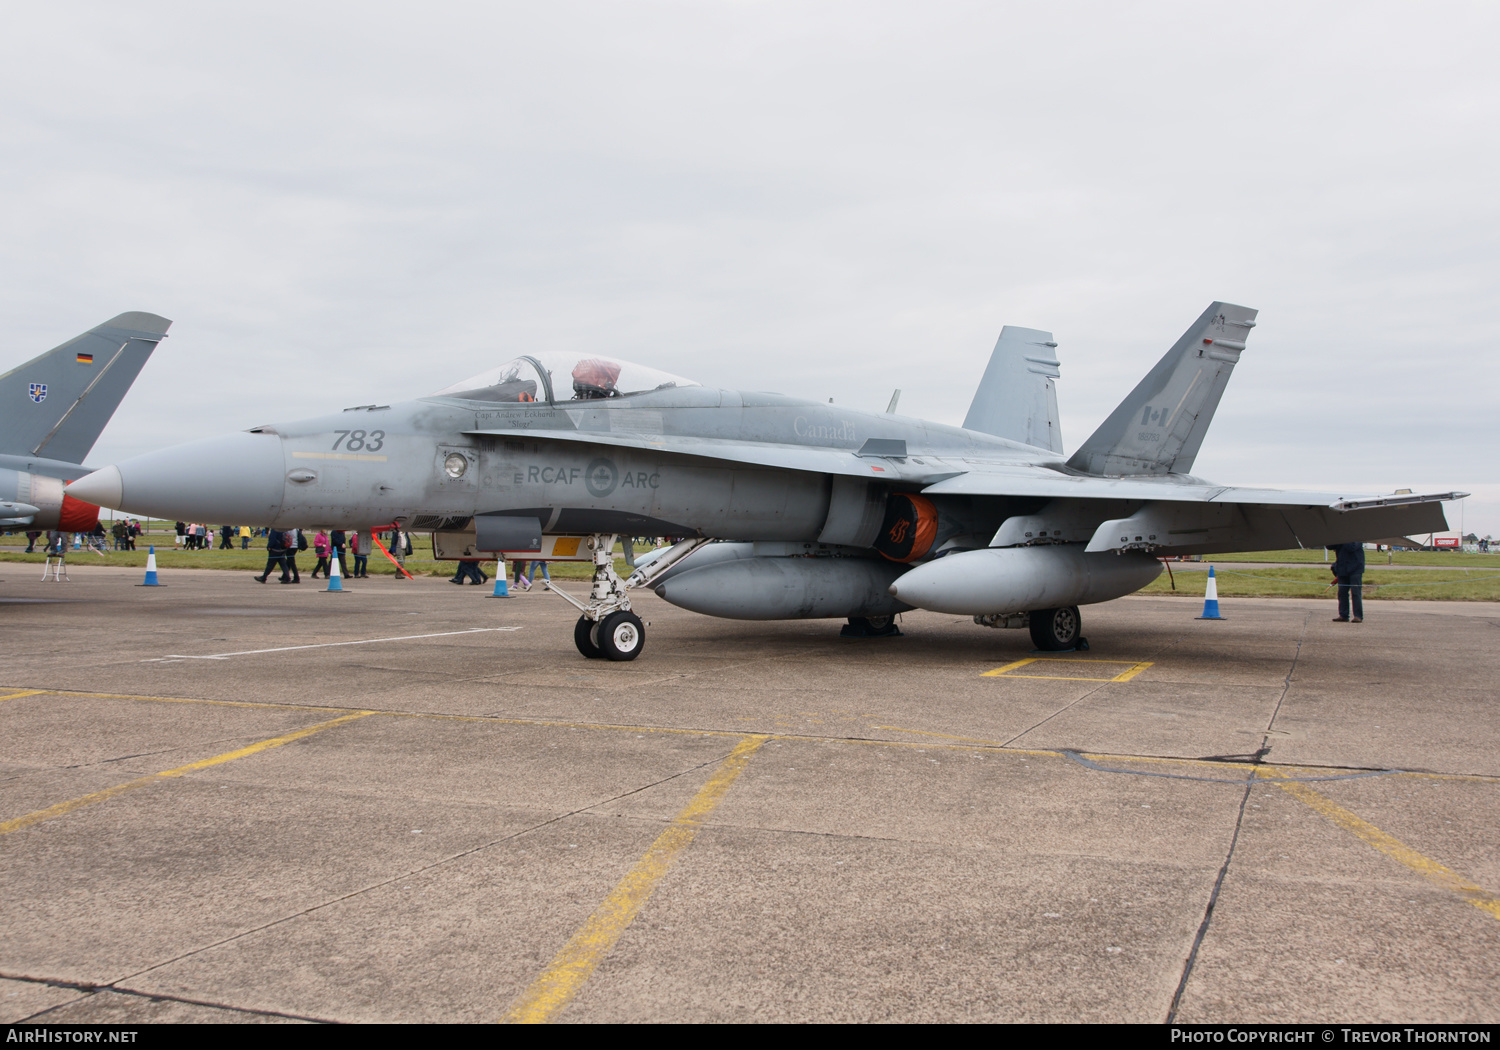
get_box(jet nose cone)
[66,466,123,510]
[92,431,287,523]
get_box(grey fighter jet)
[0,313,171,532]
[69,303,1460,660]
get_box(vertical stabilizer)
[0,313,171,464]
[1067,302,1256,476]
[962,326,1063,453]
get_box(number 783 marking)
[332,429,385,452]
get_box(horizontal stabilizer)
[0,313,171,464]
[1068,302,1255,476]
[963,326,1062,453]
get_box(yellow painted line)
[0,690,47,703]
[291,451,388,462]
[981,658,1038,677]
[869,725,1059,757]
[1268,775,1500,922]
[981,658,1153,682]
[1110,661,1154,683]
[0,686,364,716]
[10,686,1498,784]
[502,734,769,1024]
[0,712,375,837]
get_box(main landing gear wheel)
[841,615,903,638]
[1029,606,1086,651]
[574,616,603,659]
[598,610,645,661]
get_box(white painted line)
[144,626,523,662]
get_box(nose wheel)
[574,611,646,661]
[574,616,603,659]
[550,534,710,662]
[597,611,645,660]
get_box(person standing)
[239,525,252,549]
[451,558,487,585]
[284,527,303,583]
[1330,541,1365,623]
[256,529,290,583]
[311,530,331,579]
[350,531,368,578]
[331,530,349,578]
[388,526,408,578]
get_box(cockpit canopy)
[434,353,699,404]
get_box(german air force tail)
[963,326,1063,454]
[1067,302,1256,476]
[0,313,171,464]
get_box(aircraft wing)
[925,468,1462,554]
[921,468,1463,510]
[465,426,1462,554]
[464,427,963,484]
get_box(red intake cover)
[58,494,100,533]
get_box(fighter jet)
[0,313,172,532]
[69,302,1460,660]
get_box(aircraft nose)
[69,431,287,523]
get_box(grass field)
[7,530,1496,599]
[1197,548,1496,568]
[1144,564,1500,601]
[0,529,616,580]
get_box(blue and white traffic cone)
[491,572,509,597]
[139,545,161,586]
[325,553,344,592]
[1197,564,1224,619]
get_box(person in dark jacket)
[1330,541,1365,622]
[330,530,349,578]
[451,558,488,585]
[256,529,291,583]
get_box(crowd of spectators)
[11,521,666,590]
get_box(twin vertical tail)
[1067,302,1257,477]
[962,326,1063,453]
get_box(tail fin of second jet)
[963,326,1063,453]
[0,312,171,464]
[1067,302,1256,476]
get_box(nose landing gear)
[547,534,710,661]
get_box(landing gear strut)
[547,534,710,661]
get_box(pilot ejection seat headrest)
[572,358,622,399]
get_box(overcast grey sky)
[2,2,1494,534]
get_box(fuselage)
[87,384,1062,542]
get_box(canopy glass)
[435,353,698,404]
